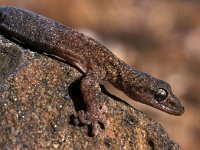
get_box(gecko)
[0,6,184,136]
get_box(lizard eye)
[154,88,168,102]
[0,12,6,22]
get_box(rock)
[0,34,181,149]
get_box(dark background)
[0,1,199,149]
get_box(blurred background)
[0,0,199,149]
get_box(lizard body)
[0,6,184,136]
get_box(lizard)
[0,6,184,136]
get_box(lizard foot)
[76,106,109,136]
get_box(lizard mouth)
[156,102,185,116]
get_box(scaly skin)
[0,6,184,136]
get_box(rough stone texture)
[0,34,181,149]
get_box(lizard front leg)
[77,72,108,136]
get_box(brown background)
[0,1,199,149]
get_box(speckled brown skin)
[0,6,184,136]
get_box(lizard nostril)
[179,106,185,114]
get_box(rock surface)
[0,34,181,149]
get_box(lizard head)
[146,79,184,116]
[123,71,185,116]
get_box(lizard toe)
[91,122,99,136]
[78,110,91,125]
